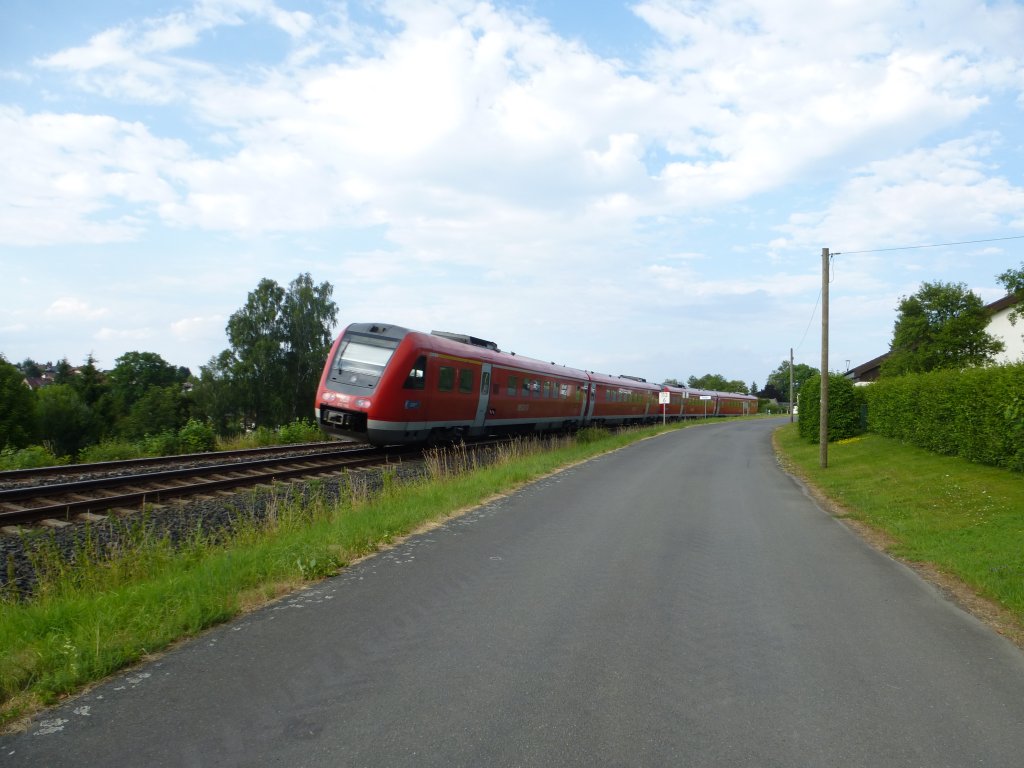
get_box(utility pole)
[820,247,830,468]
[789,347,794,424]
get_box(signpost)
[659,391,670,424]
[699,394,712,419]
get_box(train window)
[439,366,455,392]
[330,338,397,389]
[522,378,530,398]
[403,356,427,390]
[508,375,518,396]
[481,371,490,394]
[459,369,473,394]
[559,383,569,399]
[543,381,551,399]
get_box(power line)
[833,234,1024,256]
[794,287,821,353]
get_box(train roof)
[340,323,754,396]
[399,326,593,380]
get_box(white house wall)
[989,306,1024,364]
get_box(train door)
[472,363,492,431]
[582,381,597,424]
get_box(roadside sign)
[659,391,671,404]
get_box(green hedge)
[864,364,1024,471]
[798,373,867,443]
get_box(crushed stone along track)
[0,444,423,531]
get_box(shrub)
[277,419,323,445]
[250,426,278,447]
[797,373,867,443]
[78,440,146,463]
[866,363,1024,471]
[0,446,67,470]
[142,430,179,457]
[178,419,216,454]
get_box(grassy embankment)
[0,421,715,729]
[774,422,1024,641]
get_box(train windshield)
[329,337,397,388]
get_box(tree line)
[1,273,337,463]
[4,262,1021,462]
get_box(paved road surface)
[4,419,1024,766]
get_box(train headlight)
[355,398,372,409]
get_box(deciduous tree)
[119,385,187,440]
[35,384,94,458]
[764,360,818,401]
[0,355,36,449]
[282,273,338,422]
[18,358,42,378]
[881,281,1003,377]
[686,373,748,393]
[997,261,1024,331]
[108,351,184,410]
[223,273,338,428]
[195,350,243,435]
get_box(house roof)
[986,293,1020,314]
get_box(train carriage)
[316,322,758,446]
[658,385,758,420]
[587,373,663,427]
[316,323,594,446]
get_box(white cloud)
[33,0,311,103]
[95,326,153,341]
[45,298,110,320]
[0,107,188,245]
[169,315,225,340]
[13,0,1022,252]
[772,135,1024,252]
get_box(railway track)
[0,444,423,531]
[0,441,362,488]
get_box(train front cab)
[316,323,419,444]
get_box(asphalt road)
[4,419,1024,767]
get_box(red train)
[315,323,757,446]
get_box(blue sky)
[2,0,1023,389]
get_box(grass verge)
[1,420,742,730]
[774,423,1024,644]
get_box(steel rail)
[0,446,423,529]
[0,441,360,485]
